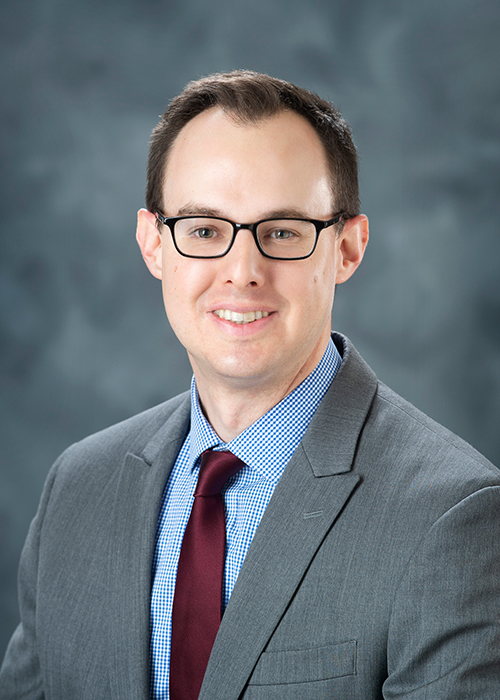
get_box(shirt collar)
[188,337,341,476]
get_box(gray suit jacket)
[2,333,500,699]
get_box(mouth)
[213,309,270,325]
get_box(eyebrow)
[176,204,226,217]
[175,203,313,220]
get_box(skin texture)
[136,108,368,441]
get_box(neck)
[191,340,329,443]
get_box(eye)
[269,228,297,240]
[192,226,218,239]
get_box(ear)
[335,214,369,285]
[136,208,163,280]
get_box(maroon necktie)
[170,450,244,700]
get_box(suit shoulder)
[57,390,190,471]
[314,333,498,486]
[371,380,498,478]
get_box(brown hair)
[146,70,360,219]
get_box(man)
[1,70,499,699]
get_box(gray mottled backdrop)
[1,0,499,655]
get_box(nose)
[219,228,266,288]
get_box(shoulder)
[69,390,190,455]
[332,332,499,487]
[52,390,191,483]
[325,335,500,587]
[374,381,495,474]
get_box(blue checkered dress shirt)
[150,338,341,698]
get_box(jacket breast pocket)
[248,639,357,686]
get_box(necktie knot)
[195,450,244,496]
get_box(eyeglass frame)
[155,211,348,260]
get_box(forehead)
[162,108,332,219]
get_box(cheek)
[162,259,213,307]
[287,270,333,329]
[309,260,335,292]
[161,262,185,316]
[306,242,337,291]
[308,266,336,317]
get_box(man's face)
[138,108,366,396]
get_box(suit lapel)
[199,334,378,699]
[106,395,191,700]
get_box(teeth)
[214,310,269,324]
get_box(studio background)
[1,0,499,657]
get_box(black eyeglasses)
[155,212,347,260]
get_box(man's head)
[137,71,368,418]
[146,70,360,221]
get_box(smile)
[214,310,270,324]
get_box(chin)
[202,354,271,383]
[218,360,267,381]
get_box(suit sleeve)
[383,485,500,699]
[0,456,62,699]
